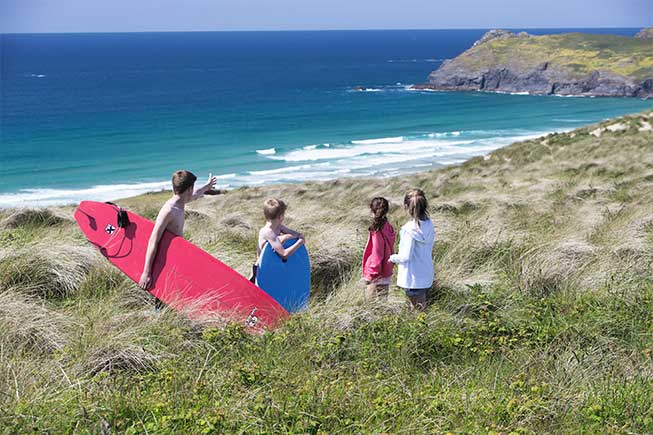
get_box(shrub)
[0,242,96,298]
[0,288,69,353]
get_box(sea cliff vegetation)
[1,110,653,432]
[420,29,653,97]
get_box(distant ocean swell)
[0,129,553,208]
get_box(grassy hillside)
[422,30,653,96]
[449,32,653,81]
[1,110,653,432]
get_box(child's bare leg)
[366,283,389,300]
[376,284,389,299]
[365,282,378,300]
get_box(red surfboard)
[74,201,288,331]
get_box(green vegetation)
[455,32,653,81]
[1,110,653,432]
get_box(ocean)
[2,29,652,207]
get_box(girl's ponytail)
[369,197,389,232]
[404,189,429,222]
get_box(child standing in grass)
[362,197,395,300]
[389,189,434,310]
[249,199,305,282]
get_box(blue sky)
[1,0,651,33]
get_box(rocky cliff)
[415,28,653,97]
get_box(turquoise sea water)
[1,29,652,207]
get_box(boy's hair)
[369,197,389,232]
[172,170,197,195]
[263,198,287,221]
[404,189,429,221]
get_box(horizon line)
[1,25,649,36]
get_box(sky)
[1,0,651,33]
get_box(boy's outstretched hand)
[191,174,219,200]
[205,174,218,190]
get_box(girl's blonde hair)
[403,189,429,221]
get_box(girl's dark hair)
[369,197,389,232]
[404,189,429,221]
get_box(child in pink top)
[362,197,396,300]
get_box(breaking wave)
[0,129,554,207]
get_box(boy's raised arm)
[190,174,218,201]
[139,209,172,289]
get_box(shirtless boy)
[249,198,305,282]
[138,170,217,289]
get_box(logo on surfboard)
[105,224,116,234]
[245,308,259,327]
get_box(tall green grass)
[1,110,652,432]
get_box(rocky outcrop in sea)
[415,28,653,98]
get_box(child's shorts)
[404,288,428,297]
[249,264,258,283]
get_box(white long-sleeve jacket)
[389,218,435,289]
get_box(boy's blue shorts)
[405,288,428,297]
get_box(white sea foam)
[407,87,438,92]
[493,90,532,96]
[0,130,556,208]
[349,86,380,93]
[215,173,237,179]
[302,143,330,150]
[248,164,319,176]
[256,147,276,155]
[350,84,442,94]
[552,94,590,98]
[428,131,466,138]
[0,173,238,208]
[0,181,170,208]
[351,136,403,145]
[240,162,336,185]
[270,137,475,163]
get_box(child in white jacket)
[389,189,434,310]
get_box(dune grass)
[1,110,653,432]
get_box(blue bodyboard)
[256,239,310,312]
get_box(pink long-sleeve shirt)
[362,221,396,282]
